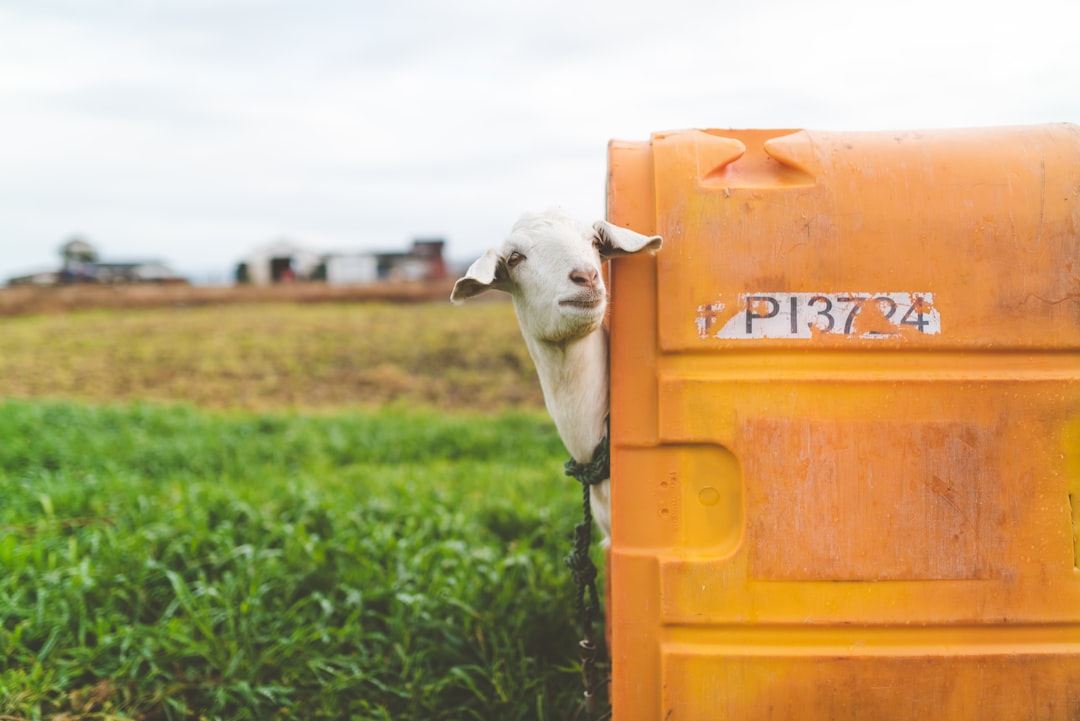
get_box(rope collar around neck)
[563,431,610,488]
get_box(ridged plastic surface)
[605,125,1080,720]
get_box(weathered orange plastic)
[605,125,1080,720]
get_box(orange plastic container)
[605,125,1080,720]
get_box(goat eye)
[506,251,525,268]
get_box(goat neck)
[521,325,609,464]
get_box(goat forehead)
[514,213,592,244]
[512,209,586,234]
[513,228,598,264]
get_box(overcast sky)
[1,0,1077,283]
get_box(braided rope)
[564,429,610,719]
[563,432,608,588]
[564,432,610,488]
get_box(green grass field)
[0,301,599,720]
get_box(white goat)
[450,209,662,540]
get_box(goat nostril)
[570,268,599,286]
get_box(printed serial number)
[696,292,941,340]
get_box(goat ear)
[592,221,663,259]
[451,248,507,303]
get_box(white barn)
[239,240,323,285]
[325,253,378,285]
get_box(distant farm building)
[376,239,448,282]
[324,253,378,286]
[93,261,184,284]
[6,237,185,286]
[235,240,323,285]
[236,238,448,286]
[7,269,61,286]
[61,238,97,278]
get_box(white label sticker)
[696,292,941,340]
